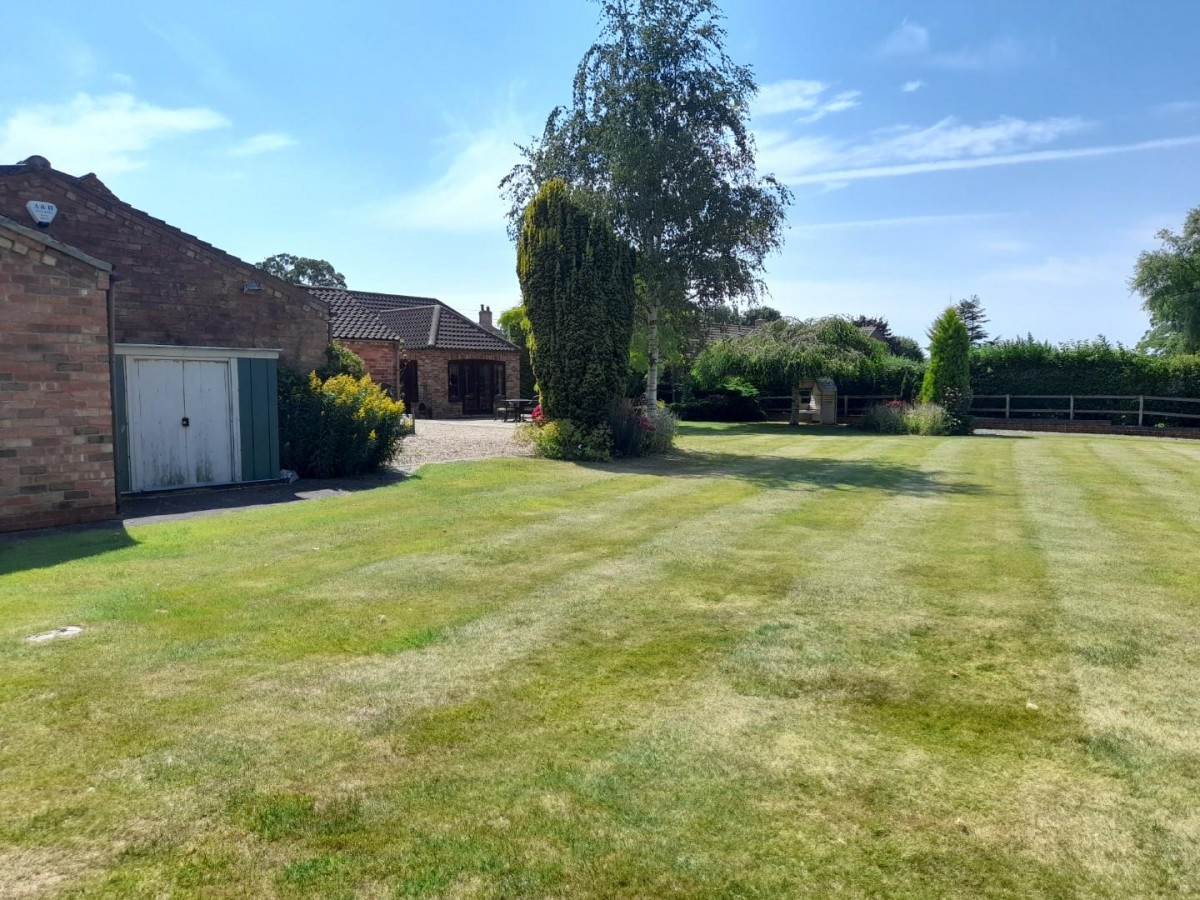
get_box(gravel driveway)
[393,418,533,472]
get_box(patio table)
[504,398,535,422]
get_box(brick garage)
[0,216,116,532]
[311,289,519,417]
[0,156,333,518]
[0,157,328,370]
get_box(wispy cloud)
[373,114,527,233]
[759,115,1089,184]
[782,135,1200,186]
[901,80,924,93]
[754,80,860,124]
[878,21,930,58]
[1152,100,1200,117]
[793,213,1002,233]
[0,92,229,175]
[228,132,297,157]
[879,22,1049,71]
[931,36,1052,70]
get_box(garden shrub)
[903,402,952,436]
[608,398,678,456]
[279,371,405,477]
[861,400,952,435]
[671,377,766,422]
[921,308,973,434]
[517,179,636,428]
[521,419,613,462]
[641,402,678,455]
[862,401,907,434]
[317,342,368,379]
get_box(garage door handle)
[181,417,189,427]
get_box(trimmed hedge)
[971,341,1200,397]
[846,343,1200,399]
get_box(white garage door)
[126,357,235,491]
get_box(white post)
[1139,396,1145,427]
[1005,395,1011,420]
[1069,395,1075,421]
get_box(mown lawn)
[2,423,1199,898]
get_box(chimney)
[479,305,493,330]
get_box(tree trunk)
[645,300,660,406]
[789,383,801,426]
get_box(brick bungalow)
[0,156,330,530]
[310,288,520,417]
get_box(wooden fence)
[836,394,1200,427]
[970,394,1200,426]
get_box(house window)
[448,363,461,402]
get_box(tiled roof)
[704,323,762,344]
[311,288,517,352]
[376,306,438,347]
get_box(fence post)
[1069,395,1075,421]
[1005,395,1011,420]
[843,395,849,418]
[1139,396,1144,427]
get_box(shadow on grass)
[677,422,1032,440]
[118,470,411,526]
[587,448,988,497]
[0,525,139,576]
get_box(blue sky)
[3,1,1198,345]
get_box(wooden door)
[127,358,235,491]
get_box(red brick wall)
[407,349,520,417]
[0,168,329,371]
[1,224,117,532]
[340,339,402,396]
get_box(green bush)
[670,377,766,422]
[518,179,636,428]
[903,402,952,436]
[519,419,613,462]
[921,308,972,434]
[862,401,907,434]
[861,400,952,436]
[317,342,368,380]
[641,403,678,455]
[280,371,405,477]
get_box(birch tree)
[501,0,791,403]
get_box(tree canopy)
[501,0,792,403]
[694,317,884,423]
[954,295,990,346]
[1132,207,1200,355]
[852,315,926,361]
[258,253,347,288]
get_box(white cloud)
[901,80,924,93]
[374,115,527,233]
[782,134,1200,186]
[753,80,861,124]
[759,114,1088,184]
[228,132,297,157]
[0,92,229,175]
[879,21,930,57]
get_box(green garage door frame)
[113,346,281,494]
